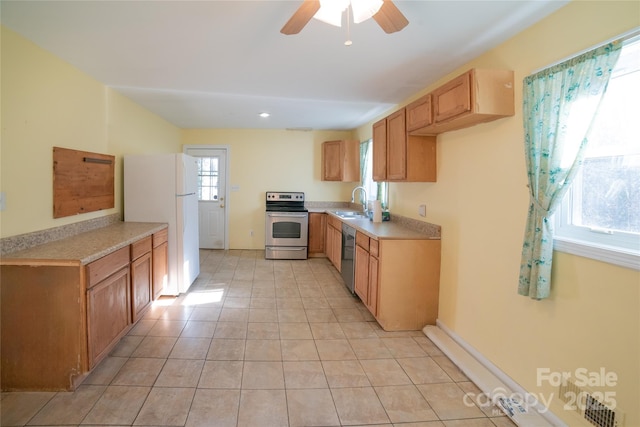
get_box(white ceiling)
[1,0,568,130]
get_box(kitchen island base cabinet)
[372,239,440,331]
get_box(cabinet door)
[308,213,327,255]
[322,141,343,181]
[406,95,433,131]
[131,252,152,322]
[386,109,407,181]
[367,255,379,316]
[331,226,342,272]
[325,221,333,261]
[87,267,131,368]
[433,70,471,123]
[372,119,387,181]
[354,244,370,303]
[152,241,168,300]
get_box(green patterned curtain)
[519,41,622,300]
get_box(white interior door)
[185,147,227,249]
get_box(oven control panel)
[266,192,305,202]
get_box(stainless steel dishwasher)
[341,223,356,294]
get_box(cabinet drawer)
[153,228,168,247]
[355,232,369,250]
[131,236,152,261]
[86,246,130,288]
[369,239,379,258]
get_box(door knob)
[220,204,225,208]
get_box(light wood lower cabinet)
[85,246,131,369]
[87,266,131,369]
[354,232,370,302]
[325,215,342,271]
[131,236,152,322]
[308,213,327,256]
[375,239,440,331]
[152,229,168,299]
[354,233,380,318]
[0,226,169,391]
[354,231,440,331]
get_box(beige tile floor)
[1,250,516,427]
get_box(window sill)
[553,237,640,271]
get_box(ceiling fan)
[280,0,409,35]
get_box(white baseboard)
[424,320,567,427]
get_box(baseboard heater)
[423,322,564,427]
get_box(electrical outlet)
[418,204,426,217]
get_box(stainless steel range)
[265,191,309,260]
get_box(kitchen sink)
[334,211,368,219]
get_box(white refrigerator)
[124,153,200,295]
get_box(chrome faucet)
[351,186,368,213]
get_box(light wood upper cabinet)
[372,119,388,181]
[373,109,437,182]
[410,68,515,135]
[322,140,360,182]
[406,94,433,132]
[386,110,408,181]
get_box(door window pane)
[197,157,219,201]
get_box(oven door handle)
[267,213,308,218]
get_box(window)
[360,139,388,209]
[196,157,219,201]
[554,35,640,270]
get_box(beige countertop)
[323,210,441,240]
[1,222,168,266]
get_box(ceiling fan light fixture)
[350,0,383,23]
[314,0,349,27]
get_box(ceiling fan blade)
[280,0,321,35]
[373,0,409,34]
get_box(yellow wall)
[356,2,639,425]
[2,3,639,424]
[181,129,356,249]
[0,27,181,237]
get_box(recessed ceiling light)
[259,112,270,118]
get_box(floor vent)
[558,378,624,427]
[584,394,623,427]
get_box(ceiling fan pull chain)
[345,5,353,46]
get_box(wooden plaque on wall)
[53,147,115,218]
